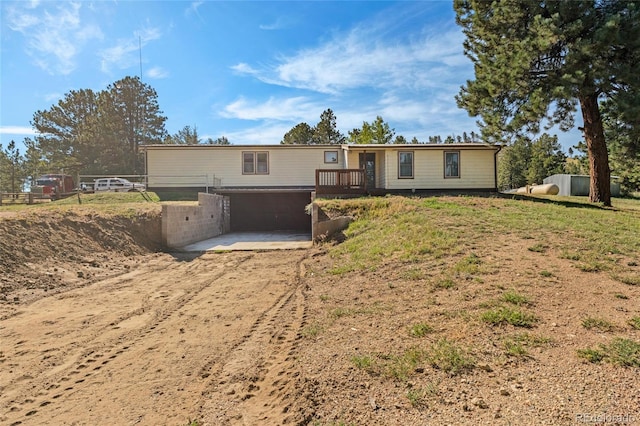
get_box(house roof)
[141,143,500,151]
[341,143,499,151]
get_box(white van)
[94,178,146,192]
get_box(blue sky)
[1,0,583,155]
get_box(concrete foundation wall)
[162,193,230,249]
[311,203,353,241]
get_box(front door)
[359,153,376,189]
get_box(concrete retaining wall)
[311,203,353,241]
[162,193,230,249]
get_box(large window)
[242,151,269,174]
[444,151,460,178]
[398,151,414,179]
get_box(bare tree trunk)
[579,92,611,206]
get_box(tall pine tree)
[455,0,640,206]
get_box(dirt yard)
[1,203,639,425]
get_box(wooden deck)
[315,169,366,195]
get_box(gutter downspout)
[493,145,503,192]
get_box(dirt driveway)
[1,250,310,426]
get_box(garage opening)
[227,191,312,232]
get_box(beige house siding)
[384,148,496,189]
[144,143,498,191]
[146,146,344,188]
[345,151,359,172]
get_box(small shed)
[543,174,620,197]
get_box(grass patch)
[614,274,640,286]
[57,191,159,204]
[560,251,582,261]
[577,347,606,363]
[481,307,538,328]
[311,421,356,426]
[614,293,629,300]
[453,253,484,275]
[427,338,475,375]
[578,338,640,367]
[319,196,640,283]
[433,278,456,290]
[539,270,554,278]
[401,268,425,281]
[503,333,552,358]
[409,323,433,338]
[351,355,374,371]
[330,307,355,319]
[527,243,548,253]
[577,261,609,273]
[406,383,438,408]
[329,303,389,320]
[501,290,531,306]
[628,317,640,330]
[582,317,614,332]
[323,198,462,274]
[385,347,425,381]
[503,339,528,357]
[301,323,324,338]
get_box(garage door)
[229,192,312,232]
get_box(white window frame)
[444,151,460,178]
[398,151,414,179]
[242,151,269,175]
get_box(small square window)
[444,151,460,178]
[398,151,414,179]
[324,151,338,164]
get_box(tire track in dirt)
[1,252,258,425]
[198,254,312,425]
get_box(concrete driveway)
[179,231,313,252]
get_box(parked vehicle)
[94,178,146,192]
[30,174,75,200]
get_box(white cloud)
[185,1,204,18]
[240,19,468,96]
[224,123,294,145]
[44,92,63,102]
[220,96,320,122]
[223,6,475,143]
[230,63,259,75]
[259,17,288,31]
[6,2,103,75]
[0,126,38,136]
[147,66,169,79]
[219,4,482,144]
[100,26,162,73]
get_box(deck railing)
[315,169,366,195]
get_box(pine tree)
[455,0,640,206]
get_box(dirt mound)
[0,207,162,311]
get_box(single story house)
[142,143,501,232]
